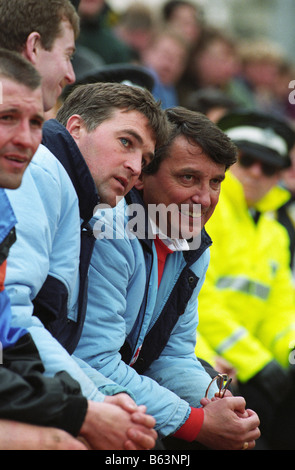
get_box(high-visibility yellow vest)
[196,172,295,382]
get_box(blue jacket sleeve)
[4,146,123,402]
[75,209,192,438]
[144,250,218,406]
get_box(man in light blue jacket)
[5,81,168,449]
[1,0,168,450]
[75,107,261,450]
[0,47,162,450]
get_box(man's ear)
[23,32,42,65]
[66,115,84,143]
[135,153,153,190]
[134,175,144,191]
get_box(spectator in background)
[68,0,106,93]
[185,87,238,123]
[276,146,295,282]
[77,0,134,64]
[162,0,203,47]
[196,109,295,450]
[142,27,189,108]
[178,27,254,109]
[237,39,287,115]
[267,59,295,123]
[113,3,156,63]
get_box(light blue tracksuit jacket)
[4,144,127,401]
[75,194,218,438]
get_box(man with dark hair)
[0,48,41,93]
[75,107,261,450]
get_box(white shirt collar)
[149,217,190,252]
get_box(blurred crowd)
[68,0,295,124]
[69,0,295,261]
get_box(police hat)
[218,110,295,169]
[63,59,155,100]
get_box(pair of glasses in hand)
[205,373,232,399]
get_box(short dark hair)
[0,48,41,89]
[143,106,237,174]
[0,0,80,53]
[162,0,202,21]
[56,82,170,151]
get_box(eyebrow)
[0,107,45,123]
[33,113,45,124]
[179,167,225,180]
[122,129,155,160]
[0,106,21,113]
[123,129,144,145]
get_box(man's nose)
[191,187,211,208]
[124,152,143,177]
[65,62,76,85]
[14,121,35,149]
[248,161,265,177]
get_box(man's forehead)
[0,77,23,106]
[169,135,204,160]
[0,76,43,114]
[54,18,76,48]
[167,135,226,172]
[0,76,28,94]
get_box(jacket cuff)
[98,384,136,402]
[173,407,204,442]
[61,395,89,437]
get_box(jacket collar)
[125,188,212,264]
[224,170,291,213]
[0,189,17,264]
[42,119,100,224]
[0,188,17,243]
